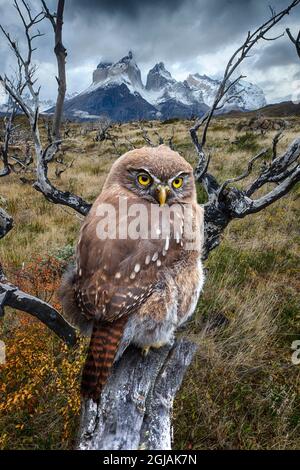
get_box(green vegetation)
[0,116,299,449]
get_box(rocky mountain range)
[0,51,267,122]
[59,51,267,122]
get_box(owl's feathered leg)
[81,316,128,401]
[58,264,93,336]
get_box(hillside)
[223,100,300,118]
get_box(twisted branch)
[190,0,300,182]
[0,0,91,216]
[286,27,300,58]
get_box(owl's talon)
[141,342,167,357]
[151,341,166,349]
[141,346,150,357]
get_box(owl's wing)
[75,199,184,323]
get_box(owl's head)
[104,145,196,206]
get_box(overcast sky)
[0,0,299,104]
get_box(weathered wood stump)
[77,338,197,450]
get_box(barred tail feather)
[81,317,127,401]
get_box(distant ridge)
[223,101,300,118]
[49,51,267,122]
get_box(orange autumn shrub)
[12,256,63,307]
[0,255,86,450]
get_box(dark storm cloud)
[254,39,299,69]
[70,0,184,17]
[63,0,300,64]
[0,0,299,102]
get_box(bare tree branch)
[0,206,76,344]
[153,129,164,145]
[42,0,67,139]
[138,123,176,150]
[0,280,76,345]
[33,140,91,214]
[243,164,300,213]
[0,63,28,177]
[286,27,300,58]
[0,207,13,239]
[190,0,300,183]
[272,128,285,160]
[94,115,112,142]
[0,260,76,344]
[139,123,155,147]
[217,148,269,195]
[246,138,300,196]
[0,104,17,177]
[199,138,300,258]
[0,1,91,216]
[0,75,31,118]
[124,135,136,150]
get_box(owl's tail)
[81,316,127,401]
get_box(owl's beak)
[156,185,170,206]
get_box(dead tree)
[0,0,91,215]
[10,141,34,174]
[0,207,13,240]
[42,116,53,143]
[0,0,300,451]
[139,123,177,150]
[54,150,75,179]
[0,61,26,177]
[286,27,300,58]
[94,115,112,142]
[42,0,67,140]
[0,101,17,177]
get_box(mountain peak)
[96,61,113,70]
[62,52,267,122]
[118,50,134,65]
[153,62,166,71]
[92,50,143,89]
[146,62,175,91]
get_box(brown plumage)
[59,145,205,401]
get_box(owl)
[60,145,205,401]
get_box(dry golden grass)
[0,115,299,449]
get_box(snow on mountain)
[56,51,267,122]
[186,73,219,106]
[39,98,56,112]
[145,62,266,112]
[144,63,195,107]
[88,51,143,94]
[228,79,267,110]
[65,91,79,100]
[186,73,266,110]
[0,81,55,114]
[146,62,176,91]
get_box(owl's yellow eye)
[172,177,183,189]
[138,173,152,186]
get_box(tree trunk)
[77,338,197,450]
[51,0,67,140]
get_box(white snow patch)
[73,110,101,119]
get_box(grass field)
[0,115,299,449]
